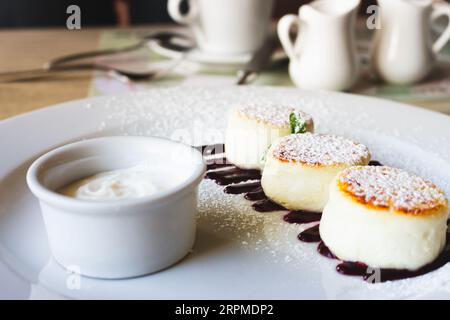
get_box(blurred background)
[1,0,450,120]
[0,0,377,28]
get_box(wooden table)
[1,26,450,121]
[0,28,99,120]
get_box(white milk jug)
[277,0,361,91]
[372,0,450,85]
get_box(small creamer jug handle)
[277,14,299,60]
[431,2,450,53]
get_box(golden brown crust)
[337,167,449,216]
[273,157,357,168]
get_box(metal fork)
[0,31,192,83]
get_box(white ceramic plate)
[1,86,449,300]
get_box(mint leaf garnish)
[289,112,307,134]
[261,143,272,163]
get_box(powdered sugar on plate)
[90,86,450,298]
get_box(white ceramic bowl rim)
[26,136,206,213]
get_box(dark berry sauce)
[206,168,261,185]
[337,262,368,276]
[252,199,286,212]
[244,188,267,201]
[200,144,449,283]
[297,225,321,243]
[224,181,261,194]
[284,211,322,224]
[317,241,338,259]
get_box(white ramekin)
[26,136,205,279]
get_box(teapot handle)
[431,2,450,53]
[277,14,299,60]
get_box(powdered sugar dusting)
[236,105,313,128]
[87,86,450,298]
[339,166,448,213]
[273,133,370,166]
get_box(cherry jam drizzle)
[284,211,322,224]
[200,143,449,283]
[298,225,321,243]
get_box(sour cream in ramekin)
[27,136,205,279]
[59,163,170,201]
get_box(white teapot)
[372,0,450,85]
[277,0,361,91]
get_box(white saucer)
[148,40,253,66]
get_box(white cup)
[168,0,274,55]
